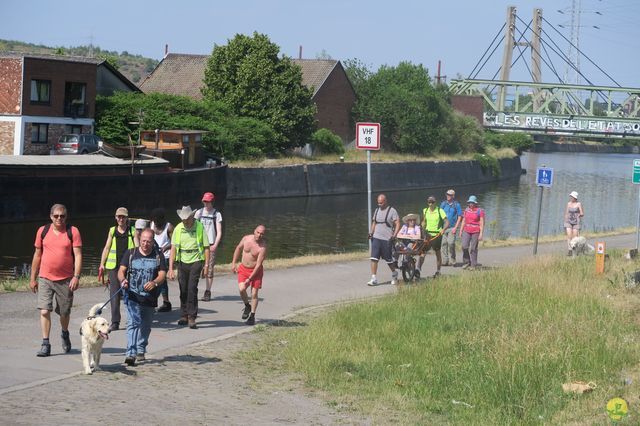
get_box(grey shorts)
[37,277,74,316]
[204,249,216,279]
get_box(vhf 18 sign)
[356,122,380,150]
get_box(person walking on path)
[118,228,167,366]
[564,191,584,256]
[168,206,209,329]
[195,192,222,302]
[367,194,401,286]
[418,196,449,278]
[98,207,138,332]
[231,225,267,326]
[150,208,173,312]
[440,189,463,266]
[29,204,82,357]
[459,195,485,270]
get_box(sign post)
[356,123,381,249]
[633,159,640,250]
[595,241,606,275]
[533,166,553,255]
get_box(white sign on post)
[356,122,380,150]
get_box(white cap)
[135,219,148,230]
[569,191,579,200]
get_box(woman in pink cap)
[564,191,584,256]
[195,192,222,301]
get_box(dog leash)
[94,285,125,316]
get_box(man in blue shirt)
[440,189,463,266]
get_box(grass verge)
[240,251,640,424]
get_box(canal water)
[1,151,637,279]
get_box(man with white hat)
[168,206,209,329]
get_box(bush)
[311,128,344,155]
[484,131,533,154]
[473,153,500,177]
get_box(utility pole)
[531,8,543,111]
[498,6,516,111]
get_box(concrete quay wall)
[226,157,522,199]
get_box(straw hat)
[402,213,419,223]
[176,205,196,220]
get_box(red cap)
[202,192,215,202]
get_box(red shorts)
[238,264,263,289]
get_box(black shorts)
[370,237,394,264]
[424,232,442,252]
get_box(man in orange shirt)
[29,204,82,357]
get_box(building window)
[64,82,87,117]
[65,124,82,134]
[31,123,48,144]
[30,80,51,104]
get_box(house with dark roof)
[140,54,356,142]
[0,53,139,155]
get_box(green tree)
[201,32,316,155]
[346,61,453,154]
[311,128,344,155]
[95,92,276,160]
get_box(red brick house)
[0,53,139,155]
[140,54,356,142]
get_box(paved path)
[0,233,635,395]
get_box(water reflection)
[1,151,638,278]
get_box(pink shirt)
[462,207,485,234]
[35,225,82,281]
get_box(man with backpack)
[29,204,82,357]
[418,196,450,278]
[440,189,463,266]
[118,228,167,366]
[194,192,222,302]
[367,194,400,286]
[97,207,139,332]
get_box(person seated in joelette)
[396,213,422,251]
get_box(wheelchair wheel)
[401,256,416,282]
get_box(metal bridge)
[450,6,640,138]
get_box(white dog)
[569,236,595,257]
[80,303,110,375]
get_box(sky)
[2,0,639,87]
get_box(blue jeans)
[125,301,154,357]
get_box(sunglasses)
[116,215,128,219]
[53,214,66,219]
[427,201,435,204]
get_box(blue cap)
[467,195,478,204]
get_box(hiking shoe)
[414,270,421,280]
[366,278,378,286]
[124,356,136,366]
[61,331,71,353]
[136,354,146,362]
[246,315,255,326]
[108,322,119,332]
[202,290,211,302]
[36,342,51,357]
[177,316,188,326]
[462,263,470,270]
[442,261,450,267]
[433,271,441,278]
[242,304,251,320]
[390,273,399,286]
[188,318,197,329]
[157,302,172,313]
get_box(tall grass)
[251,253,640,424]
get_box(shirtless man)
[231,225,267,325]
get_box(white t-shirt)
[195,207,222,244]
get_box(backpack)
[373,207,394,228]
[41,223,74,259]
